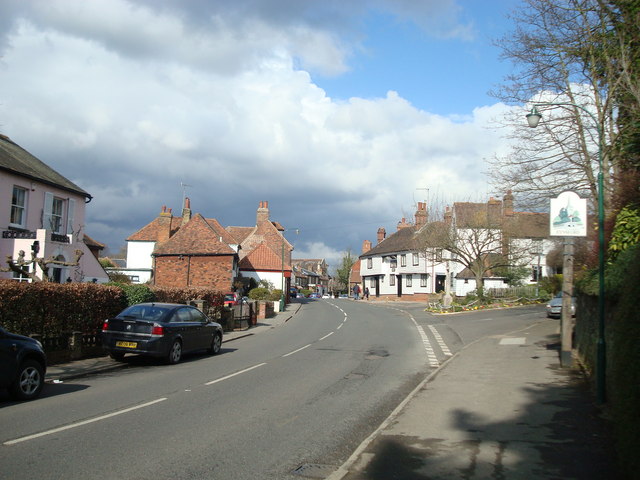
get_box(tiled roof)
[360,226,420,258]
[204,217,239,245]
[153,214,236,255]
[239,242,289,271]
[236,220,292,260]
[127,216,182,241]
[453,201,503,229]
[226,226,255,244]
[504,212,549,238]
[349,259,361,282]
[0,134,90,199]
[83,234,105,249]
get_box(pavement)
[329,313,620,480]
[45,302,301,382]
[44,301,621,479]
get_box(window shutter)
[67,198,76,235]
[43,192,54,230]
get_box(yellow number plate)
[115,341,137,348]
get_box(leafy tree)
[336,250,356,292]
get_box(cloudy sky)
[0,0,523,270]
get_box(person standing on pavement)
[364,287,369,300]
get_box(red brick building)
[125,199,291,294]
[153,213,238,290]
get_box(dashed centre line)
[4,397,168,446]
[283,344,312,357]
[205,363,266,385]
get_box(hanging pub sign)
[550,191,587,237]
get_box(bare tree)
[2,248,84,282]
[417,207,536,299]
[489,0,627,215]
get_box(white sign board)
[550,191,587,237]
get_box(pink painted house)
[0,134,108,282]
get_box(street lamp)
[526,102,607,403]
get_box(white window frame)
[10,185,27,228]
[12,264,31,282]
[389,275,395,286]
[412,253,419,266]
[44,192,67,234]
[420,274,428,287]
[400,254,407,267]
[367,258,372,269]
[406,275,412,287]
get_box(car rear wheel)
[109,352,126,362]
[208,333,222,355]
[9,359,44,401]
[167,340,182,364]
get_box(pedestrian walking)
[364,287,369,300]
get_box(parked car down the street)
[102,303,223,364]
[0,325,47,401]
[546,293,576,318]
[223,292,240,307]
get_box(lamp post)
[526,102,607,403]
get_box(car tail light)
[102,320,109,332]
[151,323,164,336]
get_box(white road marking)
[499,337,526,345]
[283,344,312,357]
[205,363,267,385]
[319,332,334,341]
[4,398,168,446]
[408,316,440,368]
[428,325,453,356]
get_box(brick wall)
[155,255,234,291]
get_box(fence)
[31,331,103,364]
[486,285,541,299]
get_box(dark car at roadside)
[102,303,223,364]
[0,325,47,401]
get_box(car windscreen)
[117,305,168,321]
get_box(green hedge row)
[0,280,225,337]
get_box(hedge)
[0,280,225,338]
[0,280,125,337]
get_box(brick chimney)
[256,200,270,225]
[415,202,428,227]
[397,217,411,230]
[181,197,192,226]
[362,240,372,254]
[487,197,502,226]
[377,227,386,244]
[444,206,452,226]
[503,190,514,216]
[157,205,173,243]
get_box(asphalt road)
[0,300,547,479]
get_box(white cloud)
[0,0,519,263]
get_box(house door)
[396,275,402,297]
[374,277,380,297]
[435,274,446,293]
